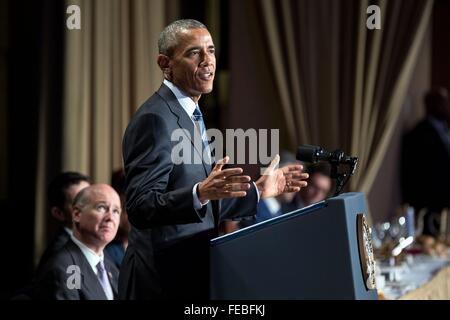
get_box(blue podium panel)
[210,192,377,300]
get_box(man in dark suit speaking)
[120,19,308,300]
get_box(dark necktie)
[192,105,212,163]
[192,105,209,147]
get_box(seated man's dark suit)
[119,84,258,300]
[35,227,70,276]
[33,239,119,300]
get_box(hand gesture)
[197,156,252,203]
[256,154,309,199]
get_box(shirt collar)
[63,227,73,238]
[163,79,197,118]
[71,234,103,275]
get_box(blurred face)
[300,173,332,206]
[159,28,216,103]
[277,192,297,204]
[73,185,121,249]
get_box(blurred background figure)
[105,169,130,269]
[11,172,90,299]
[36,172,91,273]
[401,87,450,236]
[220,156,333,234]
[254,151,301,223]
[284,163,333,212]
[220,151,304,232]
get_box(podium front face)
[210,192,378,300]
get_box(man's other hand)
[256,154,309,199]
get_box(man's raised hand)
[197,156,252,203]
[256,154,309,199]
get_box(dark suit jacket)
[33,239,119,300]
[34,227,70,277]
[120,84,258,299]
[401,118,450,212]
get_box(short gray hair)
[72,186,90,210]
[158,19,207,56]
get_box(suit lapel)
[66,240,108,300]
[157,84,212,175]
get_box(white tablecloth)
[378,251,450,300]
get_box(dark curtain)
[1,0,64,299]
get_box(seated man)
[252,153,302,223]
[284,163,332,211]
[222,152,304,230]
[33,184,121,300]
[36,172,91,273]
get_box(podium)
[210,192,378,299]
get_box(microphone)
[296,144,358,178]
[296,144,359,196]
[296,144,357,166]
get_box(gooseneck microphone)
[296,144,357,169]
[296,144,359,196]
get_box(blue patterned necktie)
[192,105,213,163]
[192,105,209,148]
[96,260,114,300]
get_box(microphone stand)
[329,150,358,196]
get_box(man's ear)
[72,206,82,224]
[157,54,171,79]
[51,207,65,222]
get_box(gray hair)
[158,19,207,56]
[72,186,91,210]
